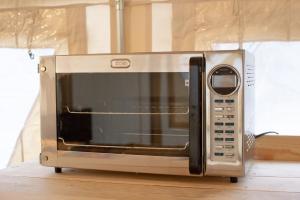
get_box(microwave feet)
[230,177,238,183]
[55,167,62,173]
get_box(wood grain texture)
[0,161,300,200]
[254,136,300,161]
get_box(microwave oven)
[39,50,255,183]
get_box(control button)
[215,145,224,150]
[215,130,224,134]
[214,152,224,156]
[225,130,234,134]
[215,99,224,103]
[225,145,234,149]
[215,122,224,126]
[225,153,234,158]
[225,122,234,126]
[214,107,224,111]
[215,138,224,142]
[225,115,235,119]
[225,99,235,103]
[226,107,234,111]
[225,138,234,142]
[215,115,224,118]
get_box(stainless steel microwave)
[39,50,255,183]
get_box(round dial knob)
[209,66,239,96]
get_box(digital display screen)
[212,75,237,88]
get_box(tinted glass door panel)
[56,72,189,156]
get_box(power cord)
[255,131,279,139]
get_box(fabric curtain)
[172,0,300,51]
[0,0,299,54]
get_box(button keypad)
[212,97,237,161]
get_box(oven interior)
[56,72,190,156]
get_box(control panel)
[208,65,240,162]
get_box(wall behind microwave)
[0,0,299,54]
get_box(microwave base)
[52,166,239,183]
[40,150,246,179]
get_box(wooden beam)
[110,2,152,53]
[124,3,152,52]
[66,6,88,54]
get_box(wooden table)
[0,161,300,200]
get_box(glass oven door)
[56,72,190,157]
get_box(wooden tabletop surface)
[0,160,300,200]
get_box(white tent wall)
[0,0,110,54]
[0,0,299,54]
[8,97,41,167]
[172,0,300,51]
[0,49,53,169]
[0,0,107,9]
[3,0,300,166]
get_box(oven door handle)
[189,57,205,174]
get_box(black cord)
[255,131,279,139]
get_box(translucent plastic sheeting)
[0,0,300,54]
[0,0,109,54]
[173,0,300,51]
[215,41,300,135]
[0,49,53,169]
[0,0,107,9]
[245,42,300,135]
